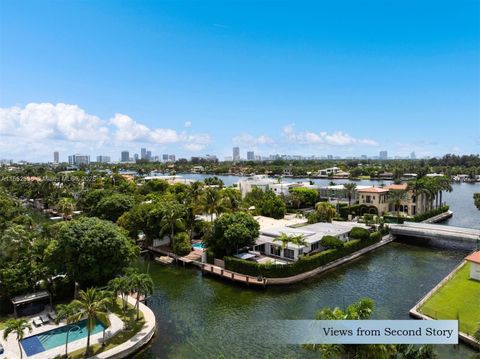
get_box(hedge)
[349,227,370,241]
[405,205,449,223]
[224,233,382,278]
[320,235,344,249]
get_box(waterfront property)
[253,221,370,261]
[417,262,480,338]
[465,251,480,281]
[358,183,434,216]
[237,175,316,198]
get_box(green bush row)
[224,233,382,278]
[405,205,449,222]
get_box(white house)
[252,222,369,261]
[238,175,317,198]
[465,251,480,281]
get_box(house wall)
[470,262,480,281]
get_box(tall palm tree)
[388,190,408,218]
[68,288,112,356]
[2,319,32,359]
[159,203,186,242]
[56,197,75,219]
[55,303,79,358]
[129,272,154,321]
[108,276,132,312]
[273,233,307,256]
[343,183,357,208]
[221,188,242,212]
[315,202,337,223]
[201,187,223,222]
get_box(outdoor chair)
[39,314,50,324]
[32,317,42,327]
[48,311,57,321]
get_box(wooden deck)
[200,263,268,287]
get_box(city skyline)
[1,1,479,161]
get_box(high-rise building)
[379,150,388,160]
[68,154,90,165]
[162,154,169,161]
[233,147,240,161]
[410,151,416,160]
[141,148,147,159]
[121,151,130,162]
[96,155,111,163]
[53,151,59,163]
[169,154,176,162]
[247,151,255,161]
[146,150,152,160]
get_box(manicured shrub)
[224,234,382,278]
[369,231,382,241]
[405,205,449,222]
[320,235,344,249]
[349,227,370,241]
[172,232,192,256]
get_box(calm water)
[134,244,474,359]
[181,173,480,229]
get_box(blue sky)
[0,0,478,161]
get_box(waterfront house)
[253,222,368,261]
[237,175,317,198]
[465,251,480,281]
[319,184,372,204]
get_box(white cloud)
[0,103,109,141]
[233,133,275,146]
[184,121,192,128]
[0,102,212,160]
[282,124,378,146]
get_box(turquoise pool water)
[21,319,106,356]
[192,242,205,249]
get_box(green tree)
[221,188,243,212]
[49,217,139,286]
[320,235,344,249]
[159,202,186,241]
[56,197,76,219]
[2,319,32,359]
[288,187,318,208]
[315,202,337,223]
[129,272,154,321]
[273,232,307,250]
[201,187,224,222]
[204,176,224,187]
[388,190,408,218]
[94,193,135,222]
[204,212,259,257]
[108,276,132,312]
[67,288,112,356]
[55,302,80,358]
[343,183,357,207]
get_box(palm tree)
[221,188,242,212]
[201,187,223,222]
[129,272,154,321]
[68,288,112,356]
[388,190,408,218]
[273,233,307,258]
[315,202,337,223]
[108,276,132,312]
[2,319,32,359]
[159,203,186,242]
[343,183,357,208]
[56,197,75,219]
[55,303,79,358]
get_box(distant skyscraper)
[410,151,416,160]
[121,151,130,162]
[134,154,139,161]
[169,154,176,162]
[233,147,240,161]
[146,150,152,160]
[53,151,59,163]
[327,155,333,160]
[379,150,388,160]
[141,148,147,159]
[162,154,169,161]
[247,151,255,161]
[96,155,111,163]
[68,154,90,165]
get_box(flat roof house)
[253,222,369,261]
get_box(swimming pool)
[21,319,106,357]
[192,242,205,250]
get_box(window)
[311,242,320,251]
[270,245,281,256]
[284,248,294,260]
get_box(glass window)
[284,248,294,259]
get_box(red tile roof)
[357,187,389,193]
[465,251,480,265]
[386,183,408,190]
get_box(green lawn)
[419,263,480,336]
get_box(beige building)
[357,183,431,216]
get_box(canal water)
[134,243,474,359]
[134,174,479,358]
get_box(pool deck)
[0,312,123,359]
